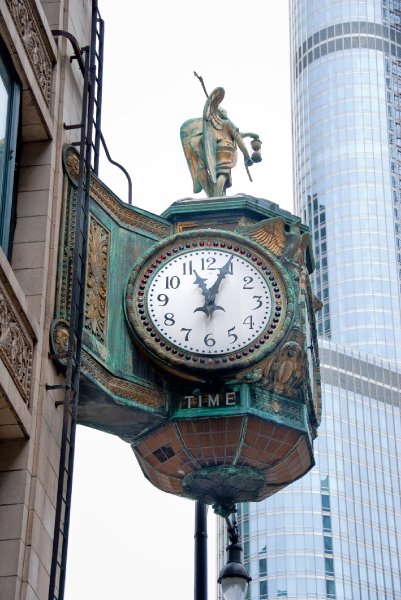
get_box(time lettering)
[181,391,238,409]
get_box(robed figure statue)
[180,87,262,198]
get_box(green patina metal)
[51,145,321,512]
[250,387,308,434]
[183,466,265,517]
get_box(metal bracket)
[45,384,70,391]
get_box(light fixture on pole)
[218,512,251,600]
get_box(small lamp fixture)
[218,512,251,600]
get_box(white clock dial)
[147,249,271,354]
[126,233,292,377]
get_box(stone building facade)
[0,1,93,598]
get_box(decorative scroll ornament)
[0,275,34,403]
[85,216,109,342]
[6,0,54,106]
[65,151,170,237]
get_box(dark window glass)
[259,580,268,599]
[336,38,343,50]
[324,536,333,554]
[325,557,334,576]
[326,579,336,597]
[0,40,20,258]
[259,558,267,577]
[321,476,329,491]
[323,515,332,532]
[322,494,331,511]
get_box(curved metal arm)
[99,132,133,205]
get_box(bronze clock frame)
[125,230,295,379]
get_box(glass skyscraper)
[218,1,401,598]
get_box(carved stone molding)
[85,216,110,342]
[6,0,54,107]
[0,270,35,403]
[81,350,165,411]
[65,151,170,238]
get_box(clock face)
[125,233,293,378]
[147,249,271,354]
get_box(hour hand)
[193,268,226,318]
[193,270,209,300]
[193,269,224,317]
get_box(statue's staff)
[194,71,209,98]
[193,72,255,183]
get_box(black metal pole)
[194,501,208,600]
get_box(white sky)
[65,2,293,599]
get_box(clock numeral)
[252,295,263,310]
[182,261,193,275]
[243,276,254,290]
[157,293,169,306]
[165,276,180,289]
[181,328,192,341]
[201,256,217,270]
[227,326,238,343]
[243,315,254,329]
[204,333,216,347]
[164,313,175,326]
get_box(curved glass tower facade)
[218,342,401,599]
[292,0,401,362]
[218,2,401,598]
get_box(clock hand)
[193,270,209,300]
[193,270,222,317]
[193,256,233,317]
[207,256,233,301]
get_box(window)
[0,40,20,259]
[259,580,268,599]
[259,558,267,577]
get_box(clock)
[125,230,294,379]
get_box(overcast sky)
[65,2,293,599]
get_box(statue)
[264,341,305,400]
[181,80,262,198]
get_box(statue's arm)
[239,132,260,140]
[229,124,253,165]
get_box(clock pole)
[194,501,208,600]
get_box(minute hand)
[207,256,234,302]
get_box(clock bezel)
[125,230,295,378]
